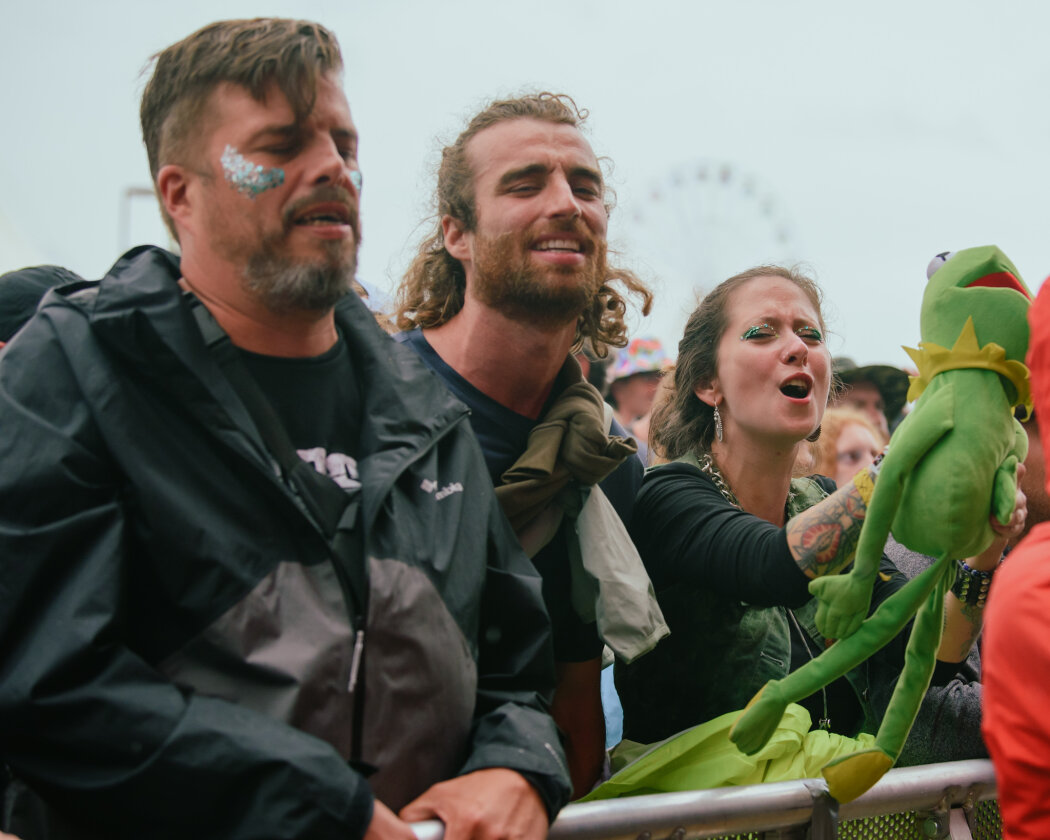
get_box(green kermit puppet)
[729,245,1033,802]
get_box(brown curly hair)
[650,265,828,460]
[394,92,651,356]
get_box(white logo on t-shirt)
[297,447,361,491]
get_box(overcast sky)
[2,0,1047,366]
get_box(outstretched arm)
[802,459,901,639]
[790,385,957,584]
[785,467,875,578]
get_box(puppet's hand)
[984,463,1027,553]
[729,682,788,756]
[808,572,873,639]
[992,456,1024,529]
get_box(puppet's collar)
[904,317,1032,418]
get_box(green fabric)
[493,355,665,661]
[495,356,636,530]
[582,704,874,800]
[730,245,1033,803]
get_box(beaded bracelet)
[950,559,996,607]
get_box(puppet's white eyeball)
[926,251,954,280]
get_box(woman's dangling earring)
[714,404,724,443]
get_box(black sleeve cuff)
[514,769,566,823]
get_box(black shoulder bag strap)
[184,292,374,775]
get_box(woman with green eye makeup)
[613,266,1007,767]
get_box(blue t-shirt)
[397,329,642,662]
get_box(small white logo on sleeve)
[435,482,463,500]
[420,479,437,493]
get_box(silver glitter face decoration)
[221,145,285,198]
[349,169,363,193]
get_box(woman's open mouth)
[780,376,812,399]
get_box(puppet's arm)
[809,386,956,640]
[938,460,1026,662]
[806,464,901,640]
[991,420,1027,525]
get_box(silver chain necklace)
[695,451,742,507]
[695,450,799,516]
[696,450,831,731]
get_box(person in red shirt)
[983,276,1050,839]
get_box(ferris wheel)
[616,159,801,344]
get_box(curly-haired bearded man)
[396,93,658,798]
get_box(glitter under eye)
[349,170,363,193]
[221,145,285,198]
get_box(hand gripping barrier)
[411,759,1000,840]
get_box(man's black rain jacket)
[0,247,570,838]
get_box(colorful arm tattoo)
[786,478,870,577]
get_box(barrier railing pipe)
[411,759,998,840]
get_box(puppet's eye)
[926,251,954,280]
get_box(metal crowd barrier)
[412,759,1000,840]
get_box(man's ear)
[441,215,473,263]
[693,380,722,409]
[156,164,194,232]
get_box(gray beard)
[242,243,358,314]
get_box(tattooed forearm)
[938,593,985,663]
[953,601,983,660]
[961,604,982,655]
[938,540,1004,661]
[787,479,870,577]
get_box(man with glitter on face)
[394,93,662,798]
[0,19,570,840]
